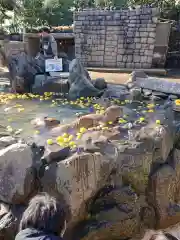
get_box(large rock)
[2,96,180,240]
[148,165,177,228]
[0,143,43,204]
[42,144,70,163]
[85,190,156,239]
[0,203,25,240]
[135,123,174,163]
[62,152,115,216]
[116,141,154,194]
[0,136,17,150]
[68,59,103,100]
[81,133,119,159]
[134,76,180,96]
[41,151,117,219]
[93,186,148,222]
[103,84,129,99]
[8,52,42,93]
[40,160,72,219]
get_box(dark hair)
[39,26,51,34]
[19,193,66,236]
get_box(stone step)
[135,77,180,96]
[87,67,167,76]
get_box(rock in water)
[68,59,103,100]
[103,84,129,99]
[0,143,41,204]
[31,117,60,129]
[169,95,178,101]
[152,91,168,99]
[42,145,70,163]
[103,105,123,123]
[129,70,148,82]
[94,78,107,90]
[143,89,152,97]
[129,87,142,100]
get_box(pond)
[0,93,90,140]
[0,90,172,146]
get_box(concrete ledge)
[25,33,74,39]
[87,67,167,76]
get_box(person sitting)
[38,27,58,59]
[15,193,67,240]
[37,27,70,72]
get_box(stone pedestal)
[32,74,70,94]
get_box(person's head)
[39,27,51,37]
[19,193,66,237]
[142,230,172,240]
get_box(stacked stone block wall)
[74,7,159,68]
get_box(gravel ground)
[90,71,180,84]
[1,68,180,87]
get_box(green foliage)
[17,0,73,30]
[127,0,180,19]
[74,0,127,8]
[20,0,46,29]
[128,0,176,10]
[113,0,128,8]
[0,0,18,30]
[43,0,73,26]
[0,0,17,11]
[0,0,180,32]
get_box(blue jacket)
[15,228,62,240]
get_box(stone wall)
[74,7,160,68]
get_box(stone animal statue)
[68,59,104,100]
